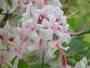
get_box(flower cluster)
[19,0,71,59]
[0,0,71,64]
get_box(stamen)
[8,37,14,42]
[0,35,3,40]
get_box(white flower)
[75,57,88,68]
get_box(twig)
[70,29,90,36]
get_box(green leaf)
[83,34,90,43]
[30,63,49,68]
[68,16,80,31]
[18,59,29,68]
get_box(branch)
[71,29,90,36]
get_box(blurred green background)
[61,0,90,66]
